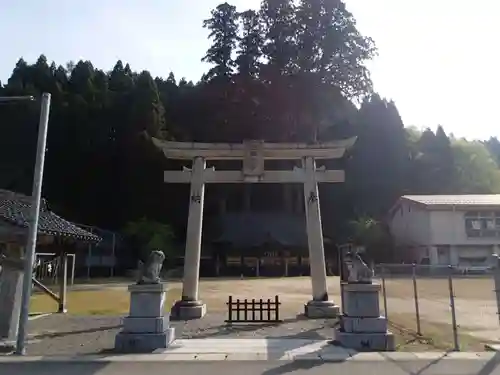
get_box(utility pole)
[1,93,52,355]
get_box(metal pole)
[70,254,75,285]
[15,93,51,355]
[337,245,342,278]
[382,266,389,320]
[412,263,422,335]
[493,254,500,326]
[110,232,116,278]
[87,228,93,279]
[339,245,345,314]
[448,265,459,351]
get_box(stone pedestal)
[115,283,175,353]
[304,300,340,319]
[334,283,395,351]
[0,264,23,349]
[170,299,207,320]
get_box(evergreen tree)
[235,9,264,77]
[202,2,239,81]
[349,94,410,216]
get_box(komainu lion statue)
[137,250,165,284]
[344,251,373,284]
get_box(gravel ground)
[9,313,337,356]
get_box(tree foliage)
[349,216,383,246]
[1,1,499,247]
[123,218,176,260]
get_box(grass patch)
[388,313,491,352]
[30,288,180,315]
[30,277,319,315]
[382,277,496,301]
[29,287,236,315]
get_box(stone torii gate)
[152,137,356,320]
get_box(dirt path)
[40,276,500,342]
[23,276,500,354]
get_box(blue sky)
[1,0,497,140]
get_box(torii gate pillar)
[154,137,356,320]
[170,156,207,319]
[302,156,338,318]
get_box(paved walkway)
[2,346,500,375]
[3,339,500,375]
[3,358,500,375]
[1,338,498,362]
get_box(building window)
[464,211,500,238]
[437,246,449,256]
[458,257,487,266]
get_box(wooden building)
[198,184,336,277]
[0,189,100,266]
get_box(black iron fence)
[225,295,282,323]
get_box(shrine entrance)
[152,137,356,320]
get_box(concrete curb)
[0,352,497,363]
[28,313,53,321]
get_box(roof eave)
[0,219,101,244]
[421,204,500,211]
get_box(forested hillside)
[1,1,499,244]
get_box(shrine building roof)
[0,189,101,243]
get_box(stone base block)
[0,267,23,342]
[128,283,168,318]
[304,300,340,319]
[343,283,381,318]
[334,327,395,351]
[342,316,388,333]
[170,300,206,320]
[123,315,171,334]
[0,340,15,353]
[114,327,175,353]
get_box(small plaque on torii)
[243,140,264,179]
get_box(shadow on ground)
[262,323,350,375]
[175,314,318,339]
[31,325,122,340]
[18,312,339,355]
[0,362,112,375]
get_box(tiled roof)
[0,189,101,242]
[402,194,500,207]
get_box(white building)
[388,195,500,267]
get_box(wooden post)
[58,245,68,313]
[267,298,271,321]
[227,296,232,322]
[275,295,280,321]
